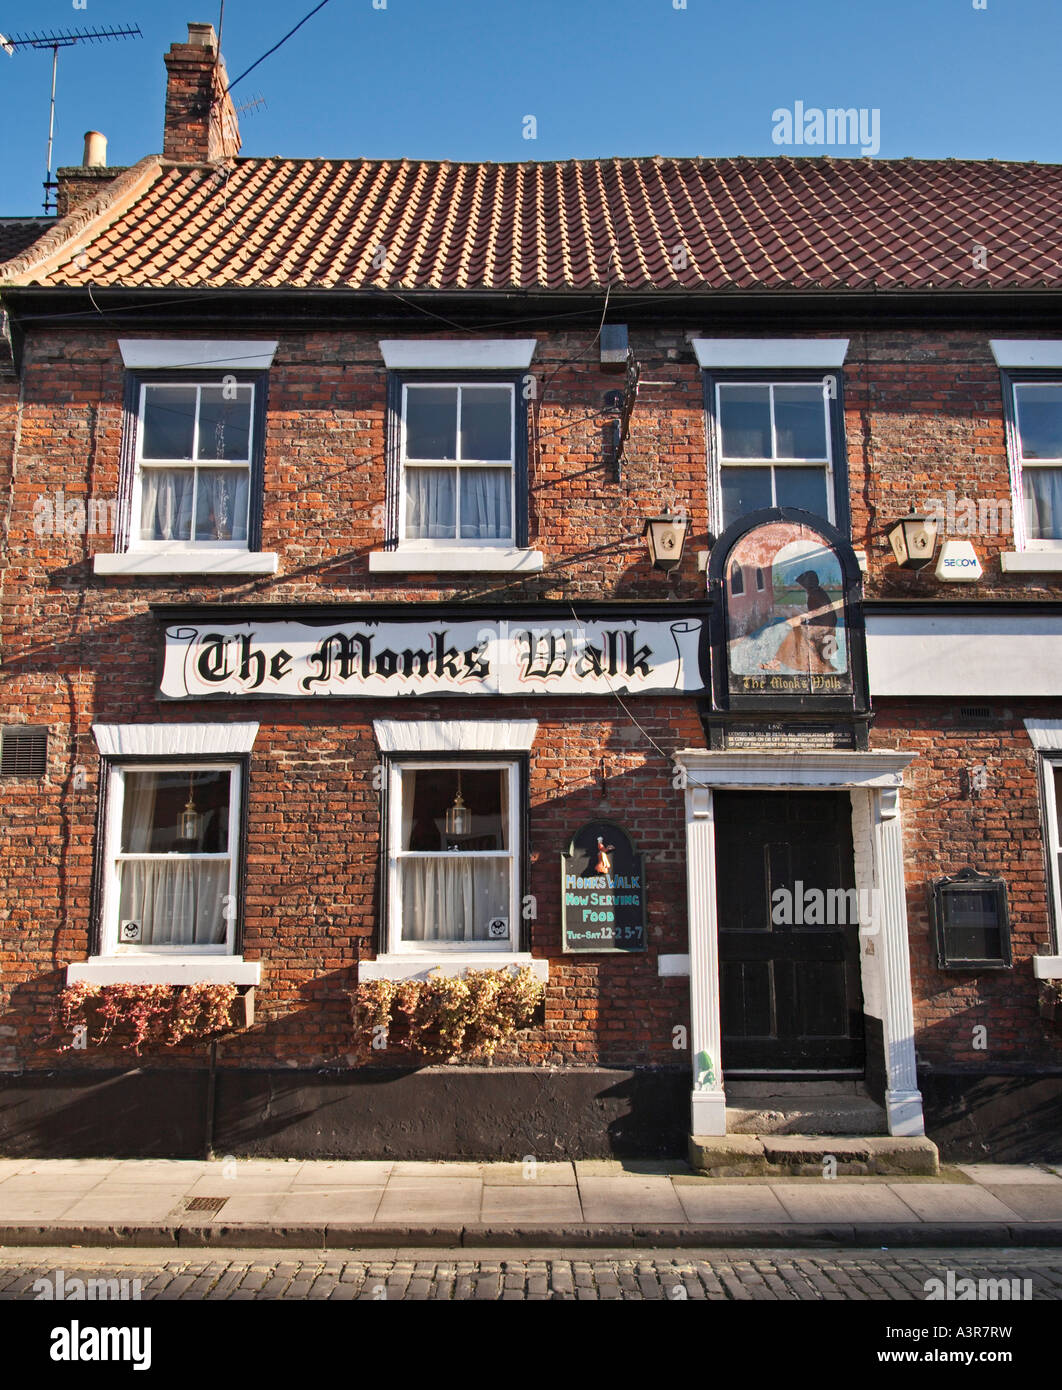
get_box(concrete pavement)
[2,1156,1062,1249]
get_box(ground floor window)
[388,760,518,949]
[101,762,240,952]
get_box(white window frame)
[398,381,516,548]
[713,379,836,530]
[1039,755,1062,955]
[129,381,255,553]
[1005,377,1062,552]
[386,758,520,955]
[98,760,241,957]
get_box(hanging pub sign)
[153,604,710,700]
[561,821,647,953]
[707,509,868,715]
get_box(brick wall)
[871,701,1062,1067]
[2,321,1061,1077]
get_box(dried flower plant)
[350,967,544,1062]
[53,982,240,1055]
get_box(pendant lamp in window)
[179,773,200,842]
[445,772,471,837]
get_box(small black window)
[731,567,744,596]
[931,868,1011,970]
[1,727,48,777]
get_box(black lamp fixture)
[887,504,939,570]
[644,507,690,573]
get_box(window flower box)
[350,965,544,1062]
[53,981,255,1055]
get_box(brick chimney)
[163,21,241,163]
[56,132,128,218]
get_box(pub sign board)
[561,821,647,953]
[157,613,709,699]
[707,508,869,715]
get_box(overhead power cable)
[223,0,333,95]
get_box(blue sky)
[0,0,1057,216]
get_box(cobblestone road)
[2,1248,1062,1300]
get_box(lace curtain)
[1024,468,1062,540]
[140,469,249,542]
[405,469,510,540]
[399,858,509,941]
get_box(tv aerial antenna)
[235,94,267,118]
[0,24,142,213]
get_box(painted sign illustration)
[561,821,646,953]
[724,521,851,694]
[158,616,708,699]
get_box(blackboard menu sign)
[561,820,647,953]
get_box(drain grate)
[185,1196,228,1213]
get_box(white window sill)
[94,550,279,576]
[1001,552,1062,573]
[358,953,548,982]
[368,548,544,574]
[65,957,262,986]
[1034,955,1062,980]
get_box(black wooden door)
[715,790,865,1073]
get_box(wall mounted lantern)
[644,508,690,573]
[887,509,939,569]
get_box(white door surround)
[674,749,924,1139]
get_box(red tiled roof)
[2,154,1061,293]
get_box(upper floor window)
[1008,379,1062,546]
[106,342,276,568]
[372,340,540,574]
[692,339,850,538]
[712,379,839,531]
[133,382,256,547]
[401,382,515,544]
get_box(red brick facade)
[1,321,1061,1101]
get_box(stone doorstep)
[725,1101,888,1137]
[688,1134,940,1178]
[724,1081,889,1137]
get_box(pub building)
[2,22,1062,1164]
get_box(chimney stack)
[55,131,125,218]
[163,21,241,163]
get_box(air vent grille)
[0,727,48,776]
[957,705,992,724]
